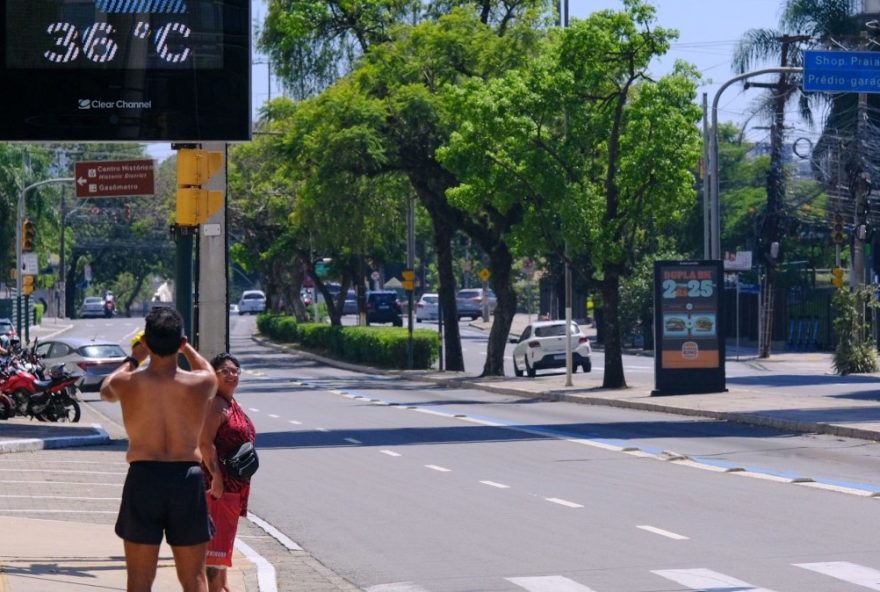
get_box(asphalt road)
[37,316,880,590]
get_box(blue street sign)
[804,50,880,93]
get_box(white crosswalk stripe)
[795,562,880,590]
[507,576,598,591]
[370,562,880,592]
[651,568,779,591]
[365,583,431,592]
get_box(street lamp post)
[17,178,74,337]
[708,67,802,260]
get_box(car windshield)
[534,324,579,337]
[84,297,102,304]
[243,293,264,300]
[422,296,439,304]
[371,294,396,303]
[79,344,126,358]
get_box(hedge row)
[257,313,439,370]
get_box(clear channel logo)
[77,99,152,110]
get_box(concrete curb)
[0,422,111,454]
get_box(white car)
[512,320,592,377]
[416,293,440,321]
[238,290,266,314]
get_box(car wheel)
[393,318,403,327]
[513,358,523,377]
[526,357,536,378]
[582,359,592,373]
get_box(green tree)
[439,1,702,387]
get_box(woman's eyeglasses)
[216,367,241,377]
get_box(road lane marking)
[636,525,689,540]
[380,450,401,457]
[248,408,260,413]
[234,538,278,592]
[247,511,303,551]
[289,420,302,425]
[652,568,778,591]
[545,498,583,508]
[795,562,880,590]
[316,427,329,432]
[366,583,431,592]
[507,575,598,591]
[268,414,280,418]
[425,464,451,472]
[344,438,362,444]
[480,480,510,489]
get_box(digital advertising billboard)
[653,260,726,395]
[0,0,250,141]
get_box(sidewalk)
[0,319,258,592]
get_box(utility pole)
[851,31,870,290]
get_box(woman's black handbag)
[223,441,259,480]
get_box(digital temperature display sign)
[653,260,726,395]
[0,0,250,141]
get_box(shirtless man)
[101,307,218,592]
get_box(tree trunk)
[434,219,464,371]
[482,243,515,376]
[599,267,626,388]
[124,272,147,317]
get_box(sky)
[147,0,792,161]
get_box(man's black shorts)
[115,461,215,546]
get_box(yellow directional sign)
[479,268,491,282]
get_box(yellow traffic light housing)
[21,218,35,252]
[22,275,34,295]
[831,266,845,289]
[176,149,224,226]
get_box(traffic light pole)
[17,178,73,338]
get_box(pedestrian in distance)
[200,352,257,592]
[101,307,219,592]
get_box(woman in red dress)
[200,353,256,592]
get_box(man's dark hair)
[210,352,240,371]
[144,307,184,357]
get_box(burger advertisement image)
[653,260,725,395]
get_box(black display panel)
[0,0,250,141]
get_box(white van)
[238,290,267,314]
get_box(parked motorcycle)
[0,341,83,423]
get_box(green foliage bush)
[257,313,439,369]
[832,286,879,375]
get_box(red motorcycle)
[2,362,82,423]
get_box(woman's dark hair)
[144,307,184,357]
[210,352,240,371]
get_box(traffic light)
[22,275,33,295]
[176,149,223,226]
[402,269,415,292]
[832,266,845,289]
[832,214,845,245]
[21,218,35,252]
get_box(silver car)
[456,288,497,320]
[79,296,105,318]
[34,337,127,391]
[416,293,440,321]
